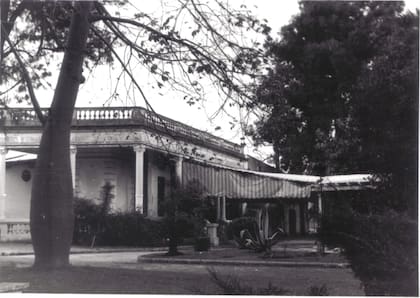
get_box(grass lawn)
[0,262,364,295]
[0,265,221,294]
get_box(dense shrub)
[73,198,102,246]
[73,198,165,247]
[320,209,418,296]
[98,212,165,246]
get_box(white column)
[134,145,146,213]
[70,145,77,189]
[174,156,183,187]
[0,147,7,219]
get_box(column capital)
[169,155,183,163]
[70,145,77,154]
[0,147,7,155]
[133,144,146,153]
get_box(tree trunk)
[30,1,93,269]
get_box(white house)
[0,107,373,241]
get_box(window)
[21,169,31,182]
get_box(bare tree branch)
[0,78,23,96]
[2,28,45,125]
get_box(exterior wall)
[4,149,176,222]
[5,162,33,219]
[76,156,134,213]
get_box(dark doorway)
[269,204,284,234]
[299,202,306,235]
[289,208,297,235]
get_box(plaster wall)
[76,156,134,212]
[5,163,33,219]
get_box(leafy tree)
[251,3,418,294]
[1,0,269,268]
[251,1,418,212]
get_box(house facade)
[2,106,369,241]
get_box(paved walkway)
[0,242,172,256]
[0,238,324,256]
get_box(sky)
[7,0,420,163]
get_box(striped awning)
[6,150,37,163]
[182,161,313,200]
[317,174,375,191]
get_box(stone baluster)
[173,156,183,187]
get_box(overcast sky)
[10,0,419,162]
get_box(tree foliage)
[251,1,418,212]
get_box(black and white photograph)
[0,0,418,295]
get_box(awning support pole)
[216,197,221,221]
[317,192,323,216]
[241,202,247,216]
[221,196,226,221]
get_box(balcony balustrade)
[0,107,242,154]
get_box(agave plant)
[239,224,285,257]
[237,208,285,257]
